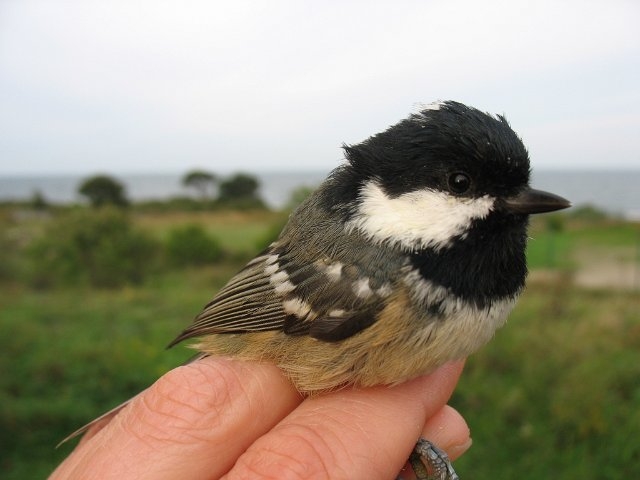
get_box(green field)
[133,209,287,252]
[0,205,638,479]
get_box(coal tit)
[171,100,569,392]
[67,101,570,478]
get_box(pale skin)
[50,357,471,480]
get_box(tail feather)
[56,393,142,447]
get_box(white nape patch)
[353,278,372,298]
[283,298,313,318]
[347,181,495,252]
[328,309,347,318]
[417,100,444,112]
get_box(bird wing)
[169,233,399,346]
[168,249,287,346]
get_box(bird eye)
[447,172,472,194]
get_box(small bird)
[66,101,570,479]
[171,100,569,390]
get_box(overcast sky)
[1,0,638,175]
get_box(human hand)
[50,357,470,479]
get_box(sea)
[0,169,639,219]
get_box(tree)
[219,173,262,203]
[78,175,128,208]
[182,170,217,200]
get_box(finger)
[225,361,465,480]
[397,405,471,480]
[77,413,120,447]
[50,357,302,480]
[421,405,471,461]
[74,392,146,447]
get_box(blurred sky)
[1,0,638,175]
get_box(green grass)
[134,209,287,254]
[0,208,638,478]
[453,283,640,479]
[526,216,639,269]
[0,266,239,478]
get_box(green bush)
[27,208,159,288]
[165,224,224,267]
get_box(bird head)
[334,101,570,252]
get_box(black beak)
[503,188,571,215]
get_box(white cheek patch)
[346,181,495,251]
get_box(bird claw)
[398,438,460,480]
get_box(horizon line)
[1,166,640,177]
